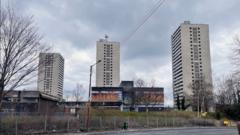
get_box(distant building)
[91,81,164,112]
[37,53,64,100]
[2,90,60,114]
[121,81,164,112]
[171,21,213,109]
[91,87,123,110]
[120,81,134,88]
[61,101,86,115]
[96,36,120,87]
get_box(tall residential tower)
[37,53,64,100]
[171,21,213,109]
[96,36,120,87]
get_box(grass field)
[0,110,220,134]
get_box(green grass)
[90,109,201,118]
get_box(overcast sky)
[4,0,240,106]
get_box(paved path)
[63,127,239,135]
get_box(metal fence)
[0,113,217,135]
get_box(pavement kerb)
[79,126,237,135]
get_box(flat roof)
[92,87,123,91]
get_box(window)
[192,28,198,43]
[105,72,111,85]
[193,45,199,60]
[195,73,200,78]
[45,80,50,90]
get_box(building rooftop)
[3,90,60,102]
[92,87,123,91]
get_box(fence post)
[44,115,47,132]
[172,112,175,127]
[15,115,18,135]
[99,117,102,129]
[113,116,116,129]
[67,118,70,132]
[147,116,149,128]
[164,114,167,127]
[172,117,174,127]
[79,115,83,131]
[127,116,130,129]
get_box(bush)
[216,104,240,120]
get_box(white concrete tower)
[96,35,120,87]
[37,53,64,100]
[171,21,213,109]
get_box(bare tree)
[213,37,240,120]
[214,74,240,120]
[135,90,163,112]
[215,75,240,105]
[232,37,240,73]
[133,78,163,112]
[149,78,156,87]
[135,78,146,87]
[72,83,84,102]
[0,6,48,110]
[188,77,213,113]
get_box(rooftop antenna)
[104,34,109,41]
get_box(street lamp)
[86,59,101,131]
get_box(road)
[111,128,238,135]
[63,127,239,135]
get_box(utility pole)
[86,60,101,131]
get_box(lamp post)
[86,60,101,131]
